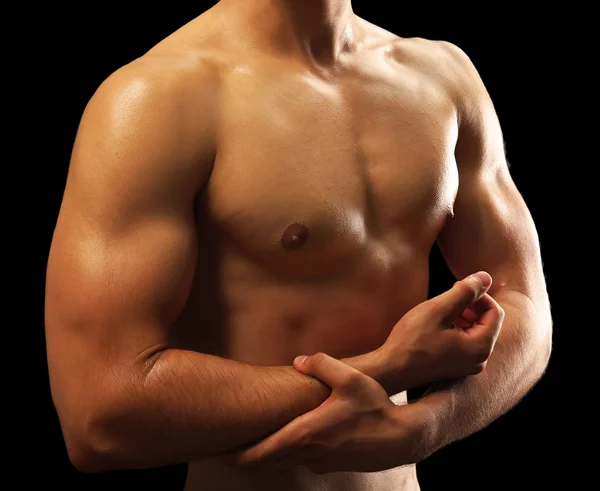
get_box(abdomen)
[174,231,431,366]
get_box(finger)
[260,447,324,471]
[460,306,479,323]
[452,306,480,330]
[234,398,341,466]
[294,352,366,391]
[468,294,502,322]
[233,425,302,466]
[452,317,473,330]
[469,292,497,314]
[434,271,493,322]
[252,447,303,470]
[463,294,504,345]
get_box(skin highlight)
[45,1,551,489]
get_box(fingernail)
[469,271,492,289]
[294,355,308,365]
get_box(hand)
[226,353,428,474]
[380,271,505,391]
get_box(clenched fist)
[379,271,505,392]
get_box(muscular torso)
[154,8,460,491]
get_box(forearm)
[80,349,328,470]
[419,289,552,450]
[79,348,384,471]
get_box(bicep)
[45,66,209,408]
[437,166,545,300]
[46,199,198,366]
[436,41,547,304]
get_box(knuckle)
[309,352,327,368]
[454,281,477,299]
[341,370,364,389]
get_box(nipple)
[281,223,309,250]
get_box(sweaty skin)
[45,1,550,491]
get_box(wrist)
[342,350,379,379]
[343,346,408,396]
[378,344,412,395]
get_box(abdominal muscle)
[174,231,430,491]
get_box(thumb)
[434,271,493,321]
[293,352,363,390]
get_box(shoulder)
[70,50,227,198]
[387,37,492,117]
[85,3,228,112]
[434,40,488,94]
[353,18,494,116]
[387,37,479,82]
[85,49,223,123]
[75,48,227,175]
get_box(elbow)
[66,441,110,474]
[56,388,135,474]
[51,367,143,472]
[63,414,123,474]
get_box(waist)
[184,456,419,491]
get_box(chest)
[202,63,459,276]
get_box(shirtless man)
[45,1,552,490]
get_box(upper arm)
[436,43,549,311]
[45,60,216,422]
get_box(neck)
[221,0,356,66]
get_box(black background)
[38,1,570,489]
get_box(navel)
[281,223,310,250]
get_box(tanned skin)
[46,1,551,490]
